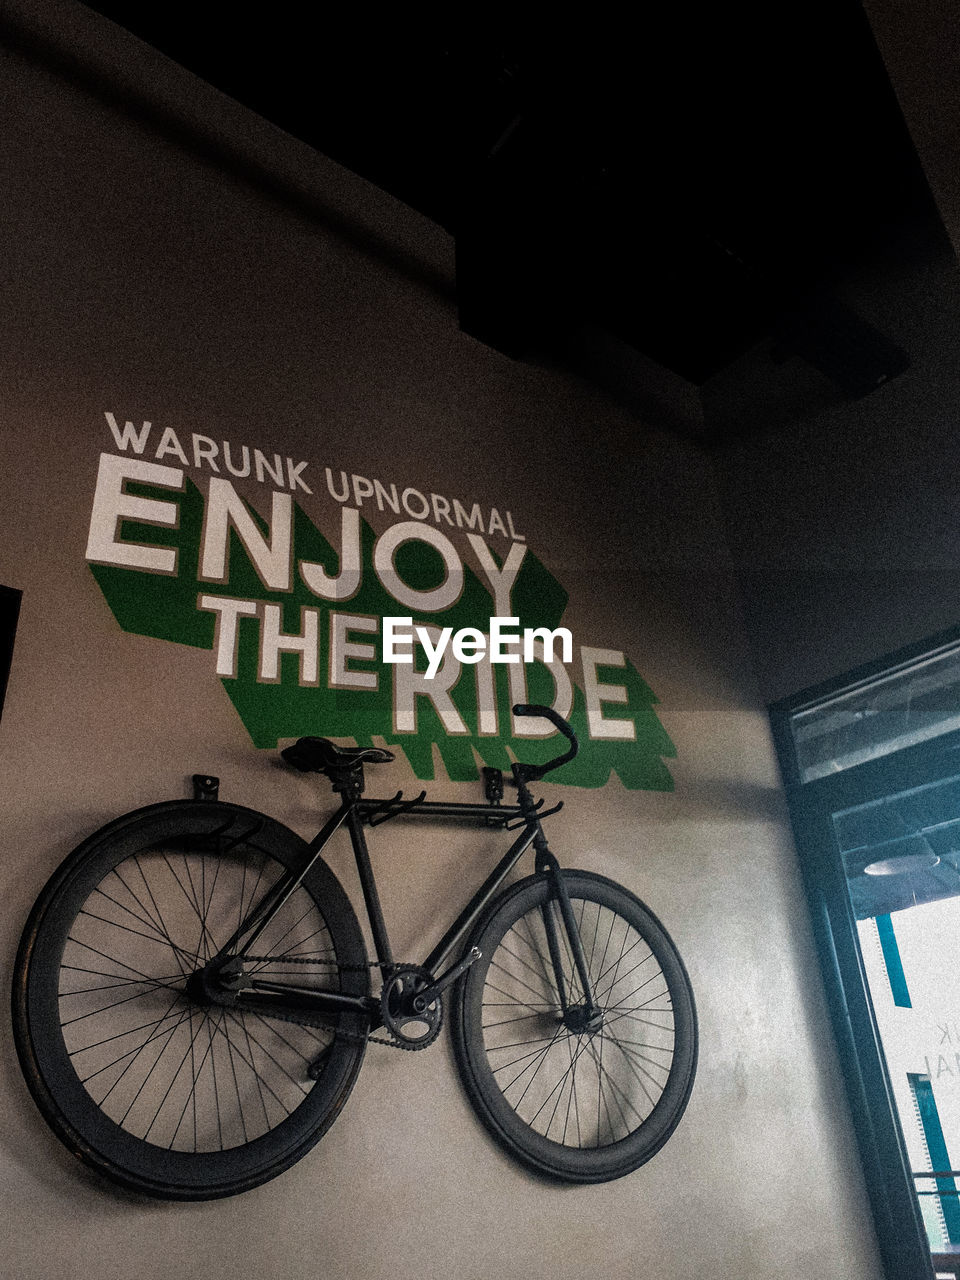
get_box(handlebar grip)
[511,704,579,777]
[512,703,576,744]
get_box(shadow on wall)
[0,13,456,303]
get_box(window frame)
[768,625,960,1280]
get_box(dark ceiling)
[79,3,941,438]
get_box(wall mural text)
[85,414,676,789]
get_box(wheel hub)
[563,1003,603,1034]
[186,957,243,1007]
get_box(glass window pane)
[789,641,960,782]
[834,774,960,1259]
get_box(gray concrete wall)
[0,3,880,1277]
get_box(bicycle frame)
[204,703,600,1028]
[205,781,542,1023]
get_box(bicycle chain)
[241,955,434,1051]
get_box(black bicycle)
[12,704,697,1200]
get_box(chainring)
[379,964,443,1049]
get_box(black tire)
[12,800,369,1200]
[452,870,697,1182]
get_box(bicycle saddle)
[281,737,395,773]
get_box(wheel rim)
[479,894,679,1150]
[56,841,338,1154]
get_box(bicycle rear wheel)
[452,870,697,1182]
[12,800,369,1199]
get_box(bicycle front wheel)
[13,800,369,1200]
[452,870,697,1182]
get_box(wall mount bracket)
[192,774,220,802]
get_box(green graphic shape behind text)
[90,479,675,789]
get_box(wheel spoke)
[501,1025,567,1097]
[501,922,561,993]
[92,881,183,958]
[562,1030,583,1147]
[246,906,332,974]
[599,1032,662,1109]
[525,1033,594,1133]
[59,967,184,992]
[130,855,185,964]
[64,936,186,990]
[77,907,196,961]
[481,976,557,1016]
[142,1006,215,1142]
[596,947,659,1008]
[581,1036,637,1138]
[90,997,190,1098]
[235,1012,270,1133]
[61,980,187,1027]
[602,971,672,1018]
[487,957,554,1007]
[73,999,188,1077]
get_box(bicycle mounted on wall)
[13,704,697,1199]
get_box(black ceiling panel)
[77,4,942,430]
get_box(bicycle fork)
[515,775,601,1029]
[535,848,602,1030]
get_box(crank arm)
[412,946,482,1011]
